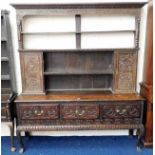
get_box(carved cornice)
[11,3,147,10]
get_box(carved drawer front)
[61,104,99,120]
[1,103,11,121]
[19,104,59,120]
[101,102,142,124]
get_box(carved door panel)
[113,51,137,93]
[20,52,45,94]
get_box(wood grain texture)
[20,52,45,95]
[1,103,11,121]
[12,4,146,150]
[16,100,144,126]
[16,124,144,132]
[61,104,99,120]
[18,104,59,120]
[113,51,137,93]
[15,93,145,102]
[101,102,141,118]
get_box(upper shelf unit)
[17,7,140,50]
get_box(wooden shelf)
[46,88,112,93]
[44,70,114,75]
[1,88,12,94]
[21,30,135,35]
[81,30,136,33]
[1,75,10,80]
[1,38,7,42]
[11,3,147,10]
[19,48,139,52]
[1,57,9,61]
[21,32,75,35]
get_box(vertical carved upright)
[135,17,141,48]
[20,52,45,94]
[16,12,24,49]
[114,51,137,93]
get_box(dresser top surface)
[15,93,145,102]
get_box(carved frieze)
[102,118,140,124]
[114,51,137,93]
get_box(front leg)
[136,128,144,151]
[9,121,16,152]
[16,130,25,153]
[129,129,134,137]
[25,131,31,139]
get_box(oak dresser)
[11,2,147,153]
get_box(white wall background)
[1,0,148,136]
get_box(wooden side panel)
[113,51,137,93]
[140,1,153,148]
[20,52,45,94]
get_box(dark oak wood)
[114,51,137,93]
[20,52,45,95]
[75,14,81,49]
[15,93,145,102]
[61,104,99,120]
[12,3,147,152]
[18,104,59,120]
[140,1,153,148]
[15,94,144,128]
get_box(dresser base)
[16,123,144,153]
[15,93,145,153]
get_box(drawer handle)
[75,109,85,116]
[116,109,127,115]
[34,110,44,116]
[77,98,81,101]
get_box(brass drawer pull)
[34,110,44,116]
[75,109,85,116]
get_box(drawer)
[1,103,11,121]
[61,104,99,120]
[18,104,59,120]
[101,102,142,118]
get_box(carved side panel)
[20,52,45,94]
[114,51,137,93]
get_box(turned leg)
[136,128,144,151]
[16,131,25,153]
[9,121,16,152]
[129,129,134,137]
[25,131,31,139]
